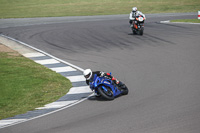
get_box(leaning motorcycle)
[89,73,128,100]
[131,15,145,35]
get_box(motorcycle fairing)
[90,74,122,97]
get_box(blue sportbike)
[89,73,128,100]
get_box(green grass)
[0,51,72,120]
[0,0,200,18]
[171,19,200,23]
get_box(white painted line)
[160,20,200,25]
[34,59,60,65]
[160,20,170,23]
[169,22,200,25]
[66,75,86,82]
[23,52,46,58]
[68,86,91,94]
[50,66,76,73]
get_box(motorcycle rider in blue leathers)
[83,69,128,96]
[129,7,146,27]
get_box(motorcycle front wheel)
[132,28,137,35]
[98,86,114,100]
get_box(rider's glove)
[100,72,105,77]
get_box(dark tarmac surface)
[0,13,200,133]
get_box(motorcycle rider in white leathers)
[129,7,146,27]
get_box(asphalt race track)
[0,13,200,133]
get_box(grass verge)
[0,45,72,120]
[0,0,200,18]
[171,19,200,23]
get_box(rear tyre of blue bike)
[121,87,129,95]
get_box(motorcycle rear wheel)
[121,87,129,95]
[98,86,114,100]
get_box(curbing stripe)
[66,75,86,82]
[23,52,46,58]
[50,66,77,73]
[71,81,88,87]
[68,86,91,94]
[43,63,69,68]
[36,100,79,109]
[34,59,60,65]
[29,56,52,60]
[58,71,83,77]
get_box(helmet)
[83,69,92,80]
[132,7,137,12]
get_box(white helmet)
[83,69,92,80]
[132,7,137,12]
